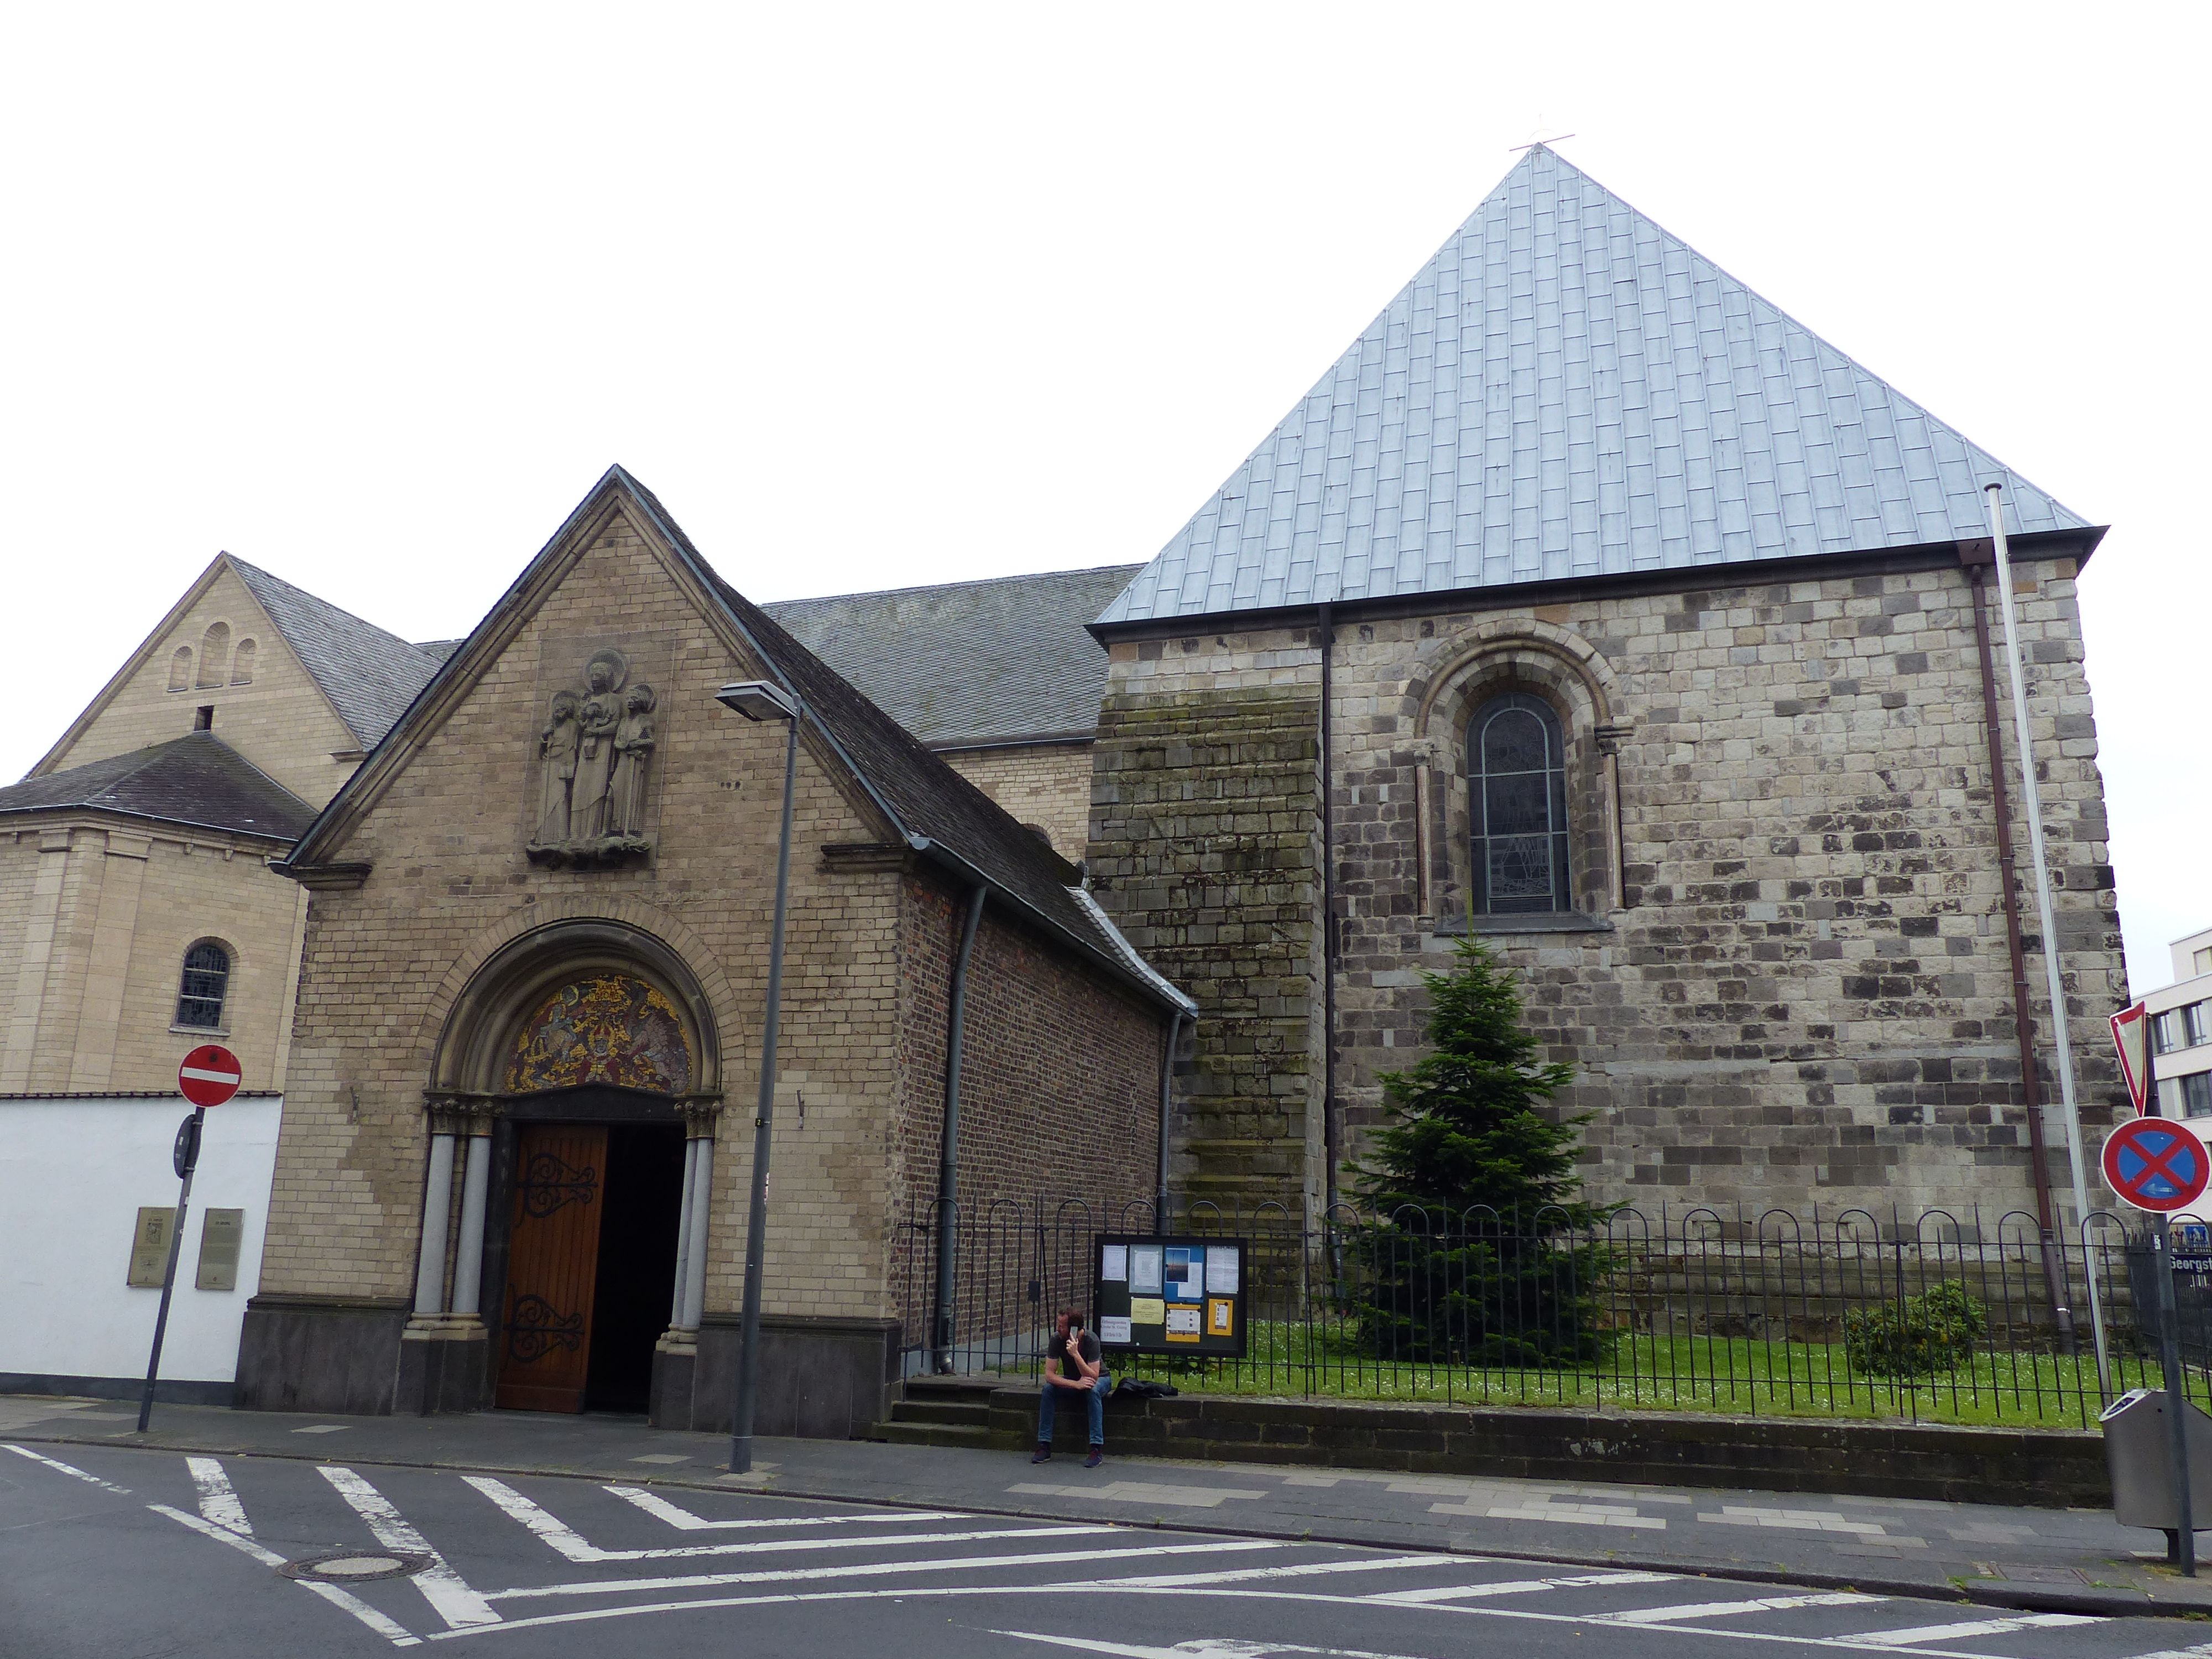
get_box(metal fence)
[893,1197,2212,1428]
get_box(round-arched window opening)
[176,940,232,1030]
[1468,692,1572,915]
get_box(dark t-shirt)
[1047,1329,1100,1384]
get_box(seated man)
[1032,1306,1109,1468]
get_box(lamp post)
[716,678,801,1475]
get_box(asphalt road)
[3,1441,2206,1659]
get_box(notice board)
[1092,1234,1249,1358]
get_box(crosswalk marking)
[149,1500,421,1648]
[1375,1571,1676,1604]
[187,1456,251,1534]
[1603,1593,1884,1623]
[490,1537,1280,1603]
[322,1465,500,1630]
[3,1442,131,1494]
[603,1484,960,1532]
[467,1473,1112,1564]
[1870,1612,2098,1644]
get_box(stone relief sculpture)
[526,648,657,867]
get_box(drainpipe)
[1962,545,2075,1353]
[931,884,987,1374]
[1155,1010,1185,1232]
[1316,603,1338,1219]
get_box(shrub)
[1844,1281,1989,1379]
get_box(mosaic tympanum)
[504,973,692,1094]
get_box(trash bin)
[2101,1387,2212,1532]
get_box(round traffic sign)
[178,1044,242,1108]
[2102,1117,2210,1213]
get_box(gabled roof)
[229,559,449,748]
[0,732,317,841]
[1099,146,2092,628]
[764,565,1140,748]
[281,468,1194,1018]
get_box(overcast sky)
[3,4,2202,992]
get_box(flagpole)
[1986,483,2105,1387]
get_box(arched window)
[229,638,256,685]
[168,646,194,691]
[195,622,231,688]
[175,941,231,1030]
[1468,692,1572,915]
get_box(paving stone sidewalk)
[7,1391,2211,1622]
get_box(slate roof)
[0,732,317,840]
[229,558,449,747]
[1099,146,2091,627]
[764,566,1140,747]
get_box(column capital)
[679,1094,724,1138]
[425,1092,502,1137]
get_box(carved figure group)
[530,648,657,864]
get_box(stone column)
[669,1136,701,1327]
[448,1104,497,1320]
[651,1097,721,1430]
[679,1101,721,1329]
[411,1125,458,1319]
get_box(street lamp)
[715,678,801,1475]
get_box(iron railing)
[894,1197,2212,1428]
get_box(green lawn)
[1092,1321,2194,1430]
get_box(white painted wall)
[0,1096,280,1384]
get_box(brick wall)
[1085,629,1324,1218]
[939,743,1094,861]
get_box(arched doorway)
[429,922,721,1416]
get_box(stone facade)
[1089,545,2128,1226]
[237,479,1181,1427]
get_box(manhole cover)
[281,1549,430,1583]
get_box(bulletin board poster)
[1092,1234,1249,1358]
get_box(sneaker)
[1083,1448,1104,1469]
[1030,1445,1051,1464]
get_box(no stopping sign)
[2103,1117,2210,1213]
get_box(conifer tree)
[1345,937,1614,1365]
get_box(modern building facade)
[2150,927,2212,1120]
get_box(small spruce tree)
[1345,937,1615,1366]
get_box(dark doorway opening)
[583,1124,686,1413]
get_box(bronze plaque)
[127,1207,176,1288]
[195,1208,245,1292]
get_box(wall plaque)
[127,1207,176,1288]
[195,1208,246,1291]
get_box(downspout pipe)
[1156,1010,1185,1233]
[1961,544,2075,1352]
[931,884,987,1374]
[1317,603,1338,1219]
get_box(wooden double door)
[495,1121,685,1413]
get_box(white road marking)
[491,1537,1279,1602]
[2,1443,131,1494]
[469,1475,1037,1562]
[320,1465,500,1629]
[1375,1571,1676,1603]
[602,1483,959,1532]
[1605,1594,1884,1623]
[149,1502,421,1647]
[986,1632,1408,1658]
[1870,1613,2097,1644]
[1106,1556,1456,1589]
[187,1455,251,1534]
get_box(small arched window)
[168,646,194,691]
[196,622,231,688]
[1468,692,1572,915]
[229,638,256,685]
[175,941,232,1030]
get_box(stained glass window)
[175,941,231,1029]
[1469,693,1572,915]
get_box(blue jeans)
[1039,1373,1110,1446]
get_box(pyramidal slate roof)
[1099,146,2090,627]
[0,732,317,840]
[764,565,1140,747]
[229,557,450,748]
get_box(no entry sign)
[2103,1117,2210,1213]
[178,1044,242,1108]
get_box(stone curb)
[13,1422,2201,1625]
